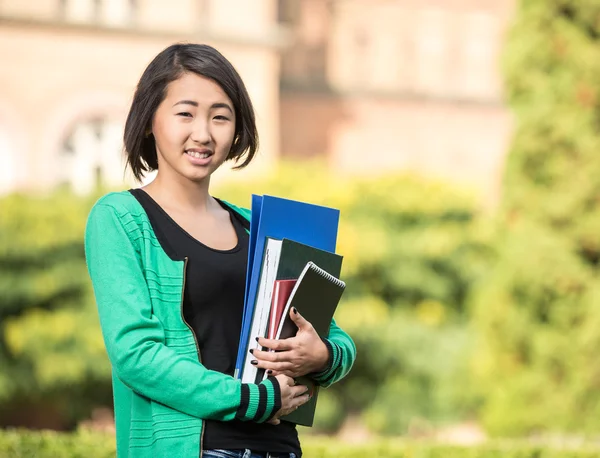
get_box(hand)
[267,374,310,425]
[251,308,329,378]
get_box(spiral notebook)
[276,262,346,341]
[274,261,346,426]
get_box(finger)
[256,337,294,352]
[291,384,310,397]
[277,369,300,378]
[267,418,281,426]
[251,348,292,363]
[251,359,294,373]
[264,368,283,378]
[293,393,311,409]
[289,307,311,331]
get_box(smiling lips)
[184,148,214,166]
[185,148,213,159]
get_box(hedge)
[1,429,600,458]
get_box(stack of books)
[234,195,346,426]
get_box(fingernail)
[251,360,258,365]
[267,370,273,375]
[292,307,297,315]
[255,337,260,342]
[249,349,254,354]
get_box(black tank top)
[129,189,301,456]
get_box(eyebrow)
[173,100,198,108]
[172,100,233,113]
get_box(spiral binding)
[306,261,346,289]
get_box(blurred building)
[0,0,514,202]
[0,0,284,195]
[280,0,515,203]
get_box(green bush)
[472,0,600,436]
[0,191,112,428]
[2,429,600,458]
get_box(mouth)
[185,149,213,159]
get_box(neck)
[145,169,213,213]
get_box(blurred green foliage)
[0,165,489,433]
[472,0,600,436]
[2,429,600,458]
[0,191,112,428]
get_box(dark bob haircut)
[124,43,259,181]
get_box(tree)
[473,0,600,435]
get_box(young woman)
[85,43,356,458]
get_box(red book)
[268,279,297,339]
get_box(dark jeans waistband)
[202,449,297,458]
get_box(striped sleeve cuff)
[310,338,342,385]
[235,376,282,423]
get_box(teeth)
[187,151,210,159]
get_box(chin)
[191,166,220,181]
[171,157,223,183]
[181,171,210,183]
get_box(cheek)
[151,117,168,149]
[153,118,185,151]
[217,125,236,152]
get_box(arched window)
[58,116,127,194]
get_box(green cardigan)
[84,191,356,458]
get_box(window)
[59,0,137,26]
[456,12,499,100]
[58,117,127,194]
[414,8,451,96]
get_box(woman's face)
[151,72,236,183]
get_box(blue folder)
[234,194,340,379]
[244,195,263,302]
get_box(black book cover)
[275,238,343,283]
[254,239,343,380]
[276,261,346,426]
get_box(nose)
[190,119,211,144]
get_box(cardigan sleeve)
[309,318,356,388]
[85,202,280,423]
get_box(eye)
[214,115,230,121]
[177,112,192,118]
